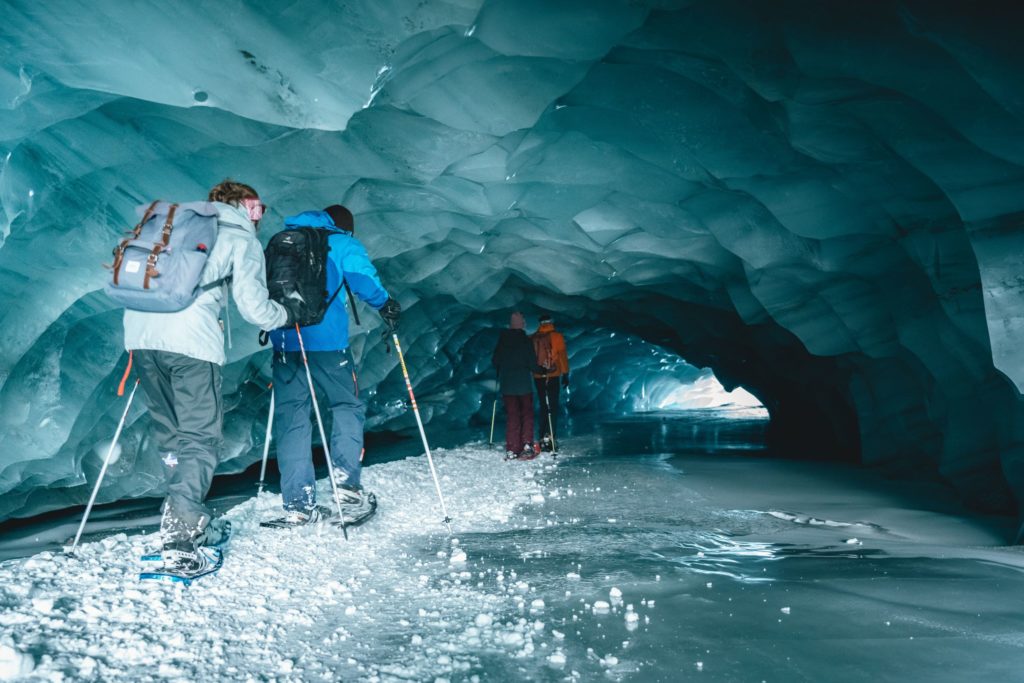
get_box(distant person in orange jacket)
[531,313,570,452]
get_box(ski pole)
[489,397,497,445]
[257,384,274,493]
[548,412,557,453]
[294,324,348,536]
[543,375,555,450]
[393,333,453,533]
[69,379,140,555]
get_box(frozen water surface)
[2,414,1022,681]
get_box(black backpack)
[264,227,343,328]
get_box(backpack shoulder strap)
[323,230,362,326]
[199,275,232,292]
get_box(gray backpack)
[105,200,222,312]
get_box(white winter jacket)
[123,202,288,365]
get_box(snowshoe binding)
[139,544,224,586]
[516,444,540,460]
[329,490,378,529]
[260,504,333,529]
[140,518,231,566]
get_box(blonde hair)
[207,179,258,205]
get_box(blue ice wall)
[1,0,1023,522]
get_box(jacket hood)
[213,201,257,232]
[285,210,345,231]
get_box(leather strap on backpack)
[158,203,177,246]
[111,200,160,284]
[143,204,177,289]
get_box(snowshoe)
[141,519,231,566]
[329,491,378,529]
[260,504,333,529]
[139,545,223,586]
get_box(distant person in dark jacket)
[492,312,544,459]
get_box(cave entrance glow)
[648,373,766,415]
[562,329,767,419]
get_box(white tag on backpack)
[125,260,141,274]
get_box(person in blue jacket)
[269,204,400,524]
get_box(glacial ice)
[1,0,1024,525]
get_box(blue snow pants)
[272,349,364,511]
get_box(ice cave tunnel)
[1,0,1023,530]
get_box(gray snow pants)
[133,350,222,545]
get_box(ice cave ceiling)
[1,0,1023,523]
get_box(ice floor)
[2,412,1024,681]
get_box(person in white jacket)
[124,179,291,574]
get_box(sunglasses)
[241,197,267,224]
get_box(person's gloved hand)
[379,297,401,332]
[279,300,304,329]
[562,372,570,388]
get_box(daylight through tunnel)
[1,0,1024,527]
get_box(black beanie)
[324,204,354,232]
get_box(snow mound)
[0,445,558,681]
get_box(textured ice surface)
[2,422,1023,681]
[2,1,1024,521]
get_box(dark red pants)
[503,394,534,453]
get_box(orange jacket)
[531,323,569,378]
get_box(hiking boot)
[281,505,333,526]
[337,486,375,522]
[195,518,231,547]
[337,484,364,506]
[540,436,553,452]
[162,540,215,575]
[331,468,359,490]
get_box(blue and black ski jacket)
[268,211,389,352]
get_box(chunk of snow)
[0,641,34,679]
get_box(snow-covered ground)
[3,417,1024,681]
[0,446,562,681]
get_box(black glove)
[562,373,569,387]
[379,297,401,332]
[279,299,304,329]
